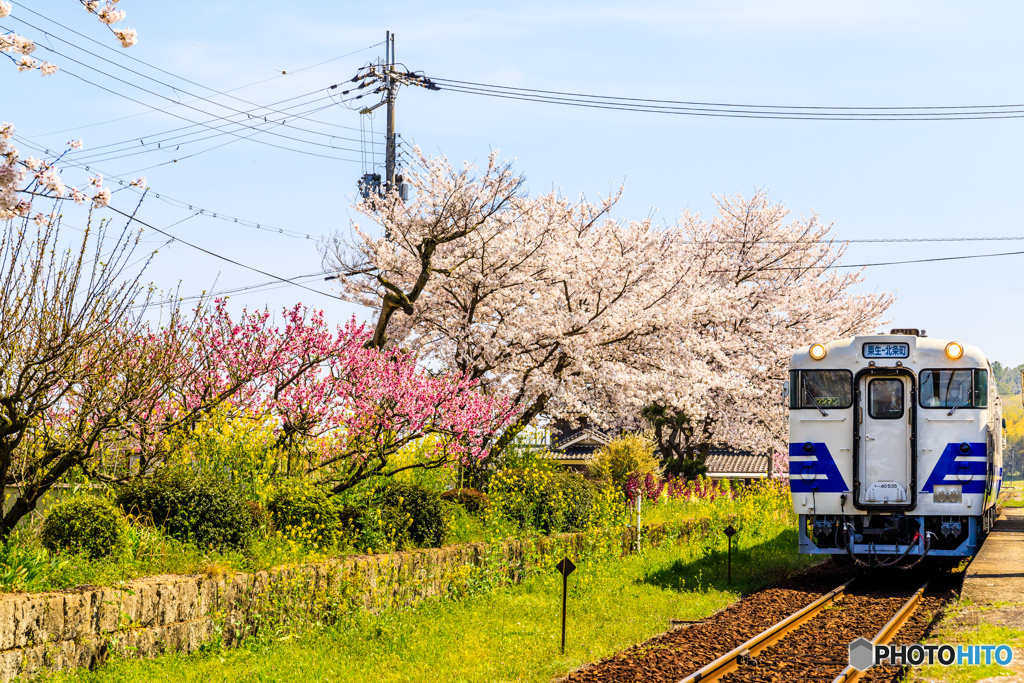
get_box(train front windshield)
[789,370,852,409]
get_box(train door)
[858,375,912,506]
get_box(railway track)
[680,579,929,683]
[563,562,955,683]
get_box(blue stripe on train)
[921,442,987,495]
[788,442,849,493]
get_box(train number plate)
[862,342,909,359]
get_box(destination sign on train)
[862,343,910,359]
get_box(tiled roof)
[552,428,610,450]
[548,445,602,461]
[705,450,771,475]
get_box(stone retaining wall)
[0,520,708,680]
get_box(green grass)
[1002,498,1024,508]
[1,481,779,594]
[46,498,813,683]
[912,623,1024,683]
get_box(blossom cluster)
[666,475,734,503]
[1,0,134,79]
[334,149,892,459]
[74,301,513,484]
[0,125,143,221]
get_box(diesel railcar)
[788,329,1004,563]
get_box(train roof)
[790,332,989,370]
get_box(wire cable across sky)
[431,77,1024,122]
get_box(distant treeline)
[993,361,1023,396]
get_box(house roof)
[705,450,771,476]
[552,428,610,451]
[549,445,602,461]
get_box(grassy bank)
[46,491,812,682]
[0,477,781,594]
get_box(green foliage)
[116,468,256,551]
[487,467,607,534]
[166,405,287,502]
[45,487,810,683]
[40,496,127,559]
[377,481,447,549]
[0,531,72,591]
[993,361,1023,397]
[266,481,341,550]
[586,433,660,488]
[439,488,489,514]
[669,458,709,480]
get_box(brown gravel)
[561,561,960,683]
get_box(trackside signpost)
[555,557,576,653]
[724,524,737,584]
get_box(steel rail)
[831,581,930,683]
[676,579,856,683]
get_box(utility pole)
[385,31,397,189]
[351,32,438,198]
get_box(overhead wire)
[724,249,1024,272]
[9,7,379,138]
[5,21,371,154]
[432,78,1024,121]
[63,100,346,167]
[1,50,364,163]
[15,134,333,240]
[168,270,335,306]
[104,202,341,301]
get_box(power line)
[15,134,330,240]
[9,8,379,140]
[8,23,371,155]
[164,270,335,306]
[432,78,1024,121]
[4,53,363,164]
[432,77,1024,113]
[104,202,341,301]
[738,249,1024,272]
[64,100,357,167]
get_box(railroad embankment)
[911,486,1024,682]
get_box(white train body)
[788,330,1003,559]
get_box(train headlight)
[934,490,947,502]
[809,343,827,360]
[945,341,964,360]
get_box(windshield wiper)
[948,397,967,416]
[804,386,829,417]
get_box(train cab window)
[973,369,988,408]
[920,369,979,409]
[789,370,853,409]
[868,378,904,419]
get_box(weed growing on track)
[45,485,814,683]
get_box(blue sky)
[4,0,1023,363]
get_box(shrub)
[335,503,365,535]
[440,488,489,514]
[40,496,127,559]
[488,468,596,533]
[116,468,255,551]
[378,481,446,549]
[266,482,340,549]
[586,433,660,488]
[543,471,595,532]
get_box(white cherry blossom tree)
[329,152,892,470]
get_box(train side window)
[919,369,975,408]
[793,370,852,409]
[974,369,988,408]
[868,378,904,419]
